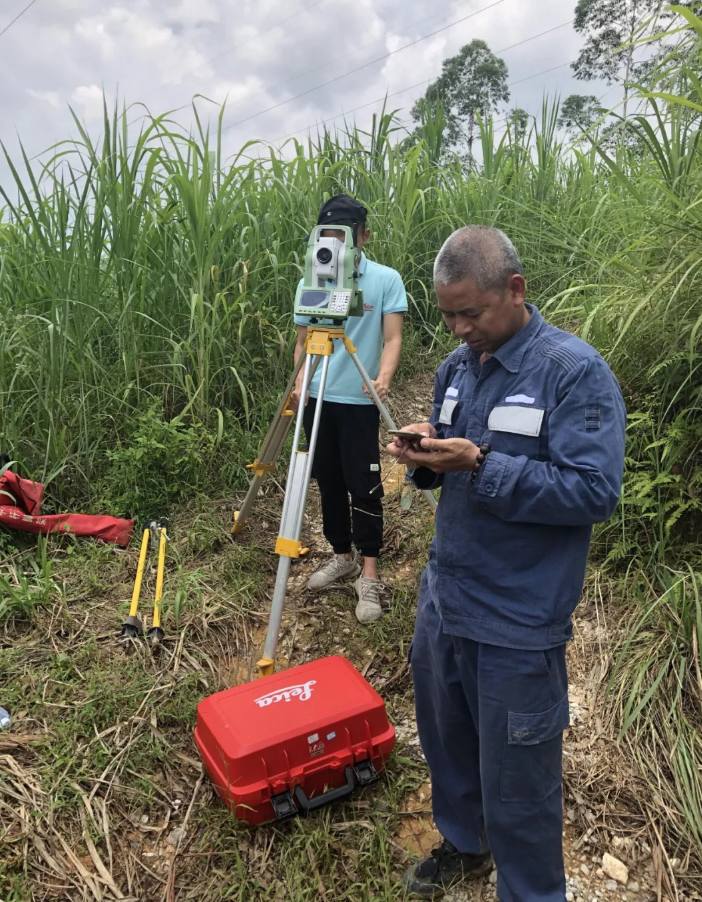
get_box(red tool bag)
[195,656,396,825]
[0,470,133,546]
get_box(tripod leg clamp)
[246,460,275,478]
[275,537,302,558]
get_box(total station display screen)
[299,290,330,309]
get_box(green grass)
[4,84,701,559]
[0,489,434,901]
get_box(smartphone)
[388,429,425,445]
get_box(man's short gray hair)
[433,225,524,292]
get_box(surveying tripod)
[232,325,438,677]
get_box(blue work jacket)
[410,305,626,650]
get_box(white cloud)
[74,15,116,58]
[210,76,268,108]
[26,89,61,109]
[74,7,213,83]
[71,84,105,120]
[1,0,615,189]
[168,0,220,26]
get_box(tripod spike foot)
[147,626,165,646]
[120,615,143,640]
[257,657,275,677]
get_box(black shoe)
[402,839,493,898]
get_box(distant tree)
[508,108,530,140]
[558,94,605,137]
[411,39,509,159]
[572,0,666,117]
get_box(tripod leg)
[258,556,292,676]
[258,353,331,676]
[121,527,149,638]
[233,352,321,534]
[346,345,438,513]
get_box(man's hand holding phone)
[387,423,485,473]
[386,423,437,459]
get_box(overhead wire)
[0,0,38,39]
[221,0,508,133]
[27,1,569,159]
[23,6,580,174]
[180,0,469,124]
[263,22,574,147]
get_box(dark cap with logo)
[317,194,368,227]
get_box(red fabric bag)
[0,470,133,546]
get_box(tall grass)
[2,95,699,531]
[0,3,701,868]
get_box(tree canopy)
[558,94,605,137]
[410,39,509,158]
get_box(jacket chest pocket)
[486,405,547,458]
[439,394,470,439]
[438,368,472,439]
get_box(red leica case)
[194,655,396,824]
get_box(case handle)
[293,765,356,813]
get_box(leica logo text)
[254,680,317,708]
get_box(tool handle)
[293,766,356,813]
[152,525,167,629]
[128,528,150,618]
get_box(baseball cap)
[317,194,368,227]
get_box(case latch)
[270,790,298,821]
[353,759,378,787]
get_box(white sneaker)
[307,553,361,591]
[355,576,382,623]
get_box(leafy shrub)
[96,404,217,520]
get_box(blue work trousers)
[411,587,570,902]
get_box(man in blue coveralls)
[387,226,626,901]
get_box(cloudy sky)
[0,0,616,189]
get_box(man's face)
[320,225,370,250]
[435,274,528,354]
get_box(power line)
[183,1,465,126]
[24,8,574,172]
[222,0,508,133]
[508,61,570,87]
[492,19,573,55]
[265,22,574,146]
[0,0,38,38]
[127,0,493,140]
